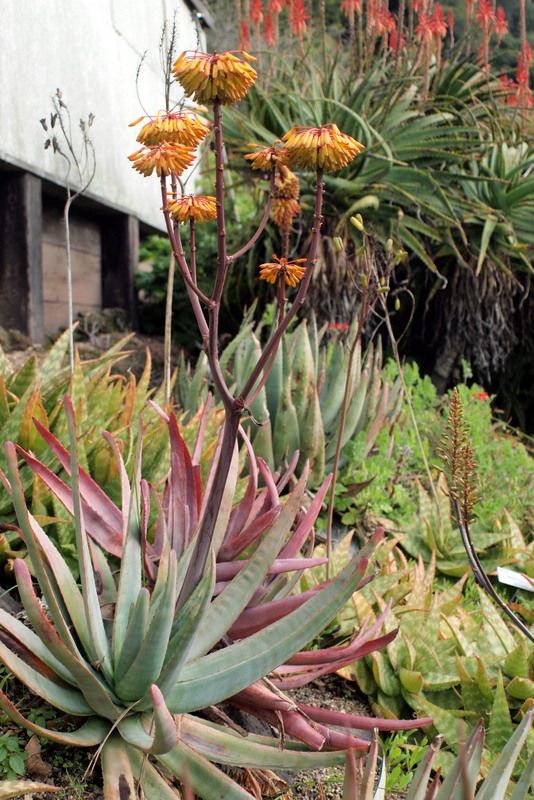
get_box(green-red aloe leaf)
[13,559,122,719]
[476,709,534,800]
[405,736,443,800]
[167,552,371,713]
[156,739,254,800]
[63,397,113,680]
[127,745,183,799]
[434,724,484,800]
[0,638,92,715]
[150,685,179,754]
[101,734,137,800]
[509,752,534,800]
[0,689,108,746]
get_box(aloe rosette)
[0,399,431,798]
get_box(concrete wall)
[0,0,207,232]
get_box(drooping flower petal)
[128,143,197,177]
[167,194,217,223]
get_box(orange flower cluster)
[259,254,307,287]
[128,144,197,177]
[244,142,287,171]
[168,194,217,223]
[132,111,209,147]
[282,124,364,172]
[172,50,257,105]
[270,165,301,231]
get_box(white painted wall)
[0,0,207,231]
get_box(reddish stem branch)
[228,171,276,263]
[160,178,212,309]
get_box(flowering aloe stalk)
[128,48,365,591]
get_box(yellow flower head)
[244,142,288,170]
[282,124,364,172]
[128,143,196,177]
[270,198,301,229]
[274,166,300,200]
[259,254,307,288]
[168,194,217,223]
[131,111,210,147]
[172,50,257,105]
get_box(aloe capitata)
[0,398,432,798]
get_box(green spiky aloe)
[0,398,398,799]
[344,709,534,799]
[176,313,401,484]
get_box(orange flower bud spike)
[172,51,257,105]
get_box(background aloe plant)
[176,312,401,484]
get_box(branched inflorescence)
[128,47,365,586]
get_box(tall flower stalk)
[129,51,364,593]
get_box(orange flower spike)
[282,124,364,172]
[172,50,257,105]
[167,194,217,223]
[134,111,210,147]
[259,254,307,287]
[128,143,197,177]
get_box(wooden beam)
[101,213,139,330]
[0,171,44,341]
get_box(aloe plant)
[0,398,434,797]
[345,708,534,799]
[304,534,533,771]
[176,313,401,484]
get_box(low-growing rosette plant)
[0,399,432,797]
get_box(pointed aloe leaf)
[4,443,82,654]
[101,734,137,800]
[64,397,112,679]
[509,752,534,800]
[0,606,75,686]
[189,471,308,659]
[0,690,108,746]
[114,552,177,703]
[39,326,73,377]
[156,740,254,800]
[13,560,121,719]
[180,715,346,769]
[156,555,215,699]
[167,553,370,712]
[405,737,443,800]
[476,709,534,800]
[112,430,144,668]
[150,685,178,754]
[113,587,150,682]
[487,671,513,753]
[0,639,92,715]
[435,725,484,800]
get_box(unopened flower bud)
[386,238,393,253]
[350,214,364,232]
[394,297,401,311]
[332,236,344,253]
